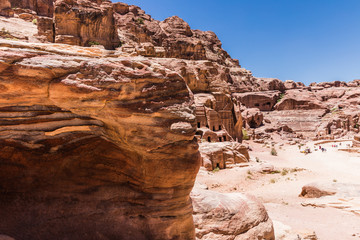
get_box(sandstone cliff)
[0,39,200,240]
[0,0,275,239]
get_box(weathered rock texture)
[199,142,249,170]
[0,1,280,238]
[0,0,13,17]
[191,186,275,240]
[0,40,200,240]
[9,0,53,17]
[54,0,120,49]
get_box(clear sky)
[118,0,360,85]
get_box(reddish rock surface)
[242,108,264,128]
[199,142,249,170]
[9,0,53,17]
[0,41,200,240]
[54,0,120,49]
[0,0,13,17]
[299,183,337,198]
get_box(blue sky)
[118,0,360,85]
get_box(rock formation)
[9,0,53,17]
[199,142,249,170]
[191,185,275,240]
[0,40,200,240]
[0,0,277,239]
[54,0,120,49]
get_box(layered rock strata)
[0,40,200,240]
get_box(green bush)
[136,17,144,24]
[277,93,285,103]
[270,148,277,156]
[32,18,37,25]
[242,129,250,140]
[88,41,100,46]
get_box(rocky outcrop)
[191,186,275,240]
[233,91,280,111]
[0,40,200,240]
[9,0,53,17]
[274,89,326,110]
[199,142,249,170]
[54,0,120,49]
[36,16,54,42]
[300,182,360,216]
[299,183,337,198]
[242,108,263,128]
[0,0,13,17]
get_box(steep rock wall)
[0,41,200,240]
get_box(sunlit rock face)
[54,0,120,49]
[0,42,200,240]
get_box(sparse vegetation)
[331,107,338,113]
[255,157,260,163]
[32,18,37,25]
[333,179,337,182]
[88,41,100,46]
[247,170,252,175]
[281,169,289,176]
[270,178,276,184]
[242,129,250,140]
[277,93,285,103]
[136,17,144,24]
[270,148,278,156]
[0,28,16,39]
[212,167,220,173]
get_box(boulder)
[191,187,275,240]
[284,80,297,89]
[242,108,263,128]
[299,183,337,198]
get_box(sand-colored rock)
[299,182,337,198]
[191,186,275,240]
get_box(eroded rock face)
[242,108,263,128]
[191,186,275,240]
[199,142,249,170]
[54,0,120,49]
[9,0,53,17]
[0,0,13,17]
[0,40,200,240]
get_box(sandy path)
[195,140,360,239]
